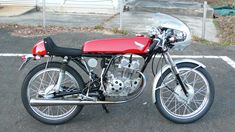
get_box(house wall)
[0,0,123,14]
[0,0,36,6]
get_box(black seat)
[43,37,82,57]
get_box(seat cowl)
[43,37,82,57]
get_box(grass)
[94,13,129,35]
[187,0,235,6]
[94,24,105,30]
[192,36,219,45]
[0,23,129,37]
[111,27,128,35]
[188,0,235,45]
[210,0,235,45]
[213,16,235,45]
[207,0,234,6]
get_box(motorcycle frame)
[28,41,186,99]
[29,47,164,106]
[28,50,202,107]
[21,38,191,106]
[41,41,161,98]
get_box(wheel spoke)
[183,104,187,115]
[59,106,69,114]
[28,68,79,120]
[68,84,76,90]
[30,92,37,98]
[47,71,56,86]
[192,95,203,105]
[41,106,49,113]
[170,102,185,112]
[47,106,51,115]
[157,76,176,90]
[185,103,194,113]
[30,84,38,92]
[192,72,197,88]
[182,70,192,82]
[195,85,206,95]
[163,75,175,84]
[163,93,174,105]
[166,95,176,107]
[61,76,72,85]
[159,66,211,119]
[161,90,171,94]
[175,97,177,114]
[192,98,199,108]
[34,79,49,88]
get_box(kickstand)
[102,104,110,113]
[98,91,110,113]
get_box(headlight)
[150,13,192,51]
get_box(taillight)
[21,55,27,61]
[32,39,47,56]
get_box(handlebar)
[149,38,162,52]
[149,27,187,52]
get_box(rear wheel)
[155,63,214,123]
[21,62,85,124]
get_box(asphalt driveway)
[0,29,235,132]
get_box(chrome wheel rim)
[27,68,79,120]
[159,68,210,119]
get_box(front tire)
[155,63,214,123]
[21,62,85,125]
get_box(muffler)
[30,99,125,106]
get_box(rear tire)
[155,63,214,123]
[21,62,85,125]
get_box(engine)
[104,55,143,96]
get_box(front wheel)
[155,63,214,123]
[21,62,85,124]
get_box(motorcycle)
[19,13,214,125]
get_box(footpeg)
[78,94,97,101]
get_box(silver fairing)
[152,13,192,51]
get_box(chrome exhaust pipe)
[30,99,125,106]
[30,71,147,106]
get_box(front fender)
[152,59,206,103]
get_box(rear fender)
[152,59,206,103]
[18,54,48,71]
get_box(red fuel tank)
[82,37,152,54]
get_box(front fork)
[163,52,188,96]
